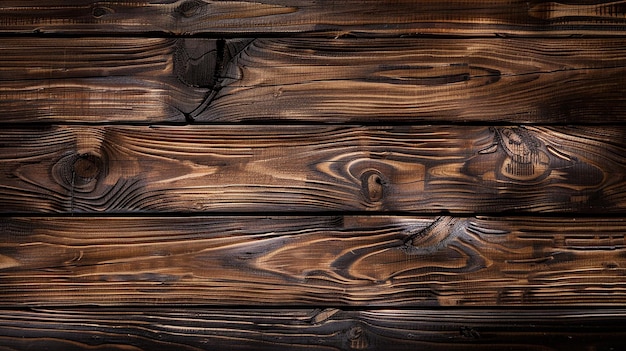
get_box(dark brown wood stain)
[0,308,625,351]
[1,216,626,306]
[3,0,626,36]
[0,125,623,213]
[0,1,625,350]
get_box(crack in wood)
[403,217,464,254]
[187,38,255,120]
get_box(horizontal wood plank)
[5,38,626,124]
[0,125,624,213]
[3,37,625,124]
[3,1,626,36]
[2,216,626,306]
[203,38,626,124]
[0,307,625,350]
[0,38,221,123]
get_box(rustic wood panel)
[3,0,626,36]
[0,308,625,350]
[0,125,624,213]
[5,37,626,124]
[0,38,224,123]
[2,1,623,349]
[202,38,626,124]
[2,216,626,306]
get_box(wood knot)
[73,154,102,182]
[460,326,481,339]
[52,152,106,193]
[174,39,219,88]
[175,0,205,18]
[347,326,368,349]
[403,216,464,254]
[491,127,550,181]
[361,170,385,203]
[91,6,113,18]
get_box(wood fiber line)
[0,38,223,123]
[2,0,626,36]
[0,308,625,350]
[201,38,626,124]
[1,216,626,306]
[0,125,624,214]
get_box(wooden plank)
[3,37,625,124]
[2,216,626,306]
[0,308,625,350]
[3,1,626,36]
[202,38,626,124]
[0,37,222,123]
[0,125,624,213]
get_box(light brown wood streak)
[0,308,624,350]
[202,38,626,123]
[2,1,626,36]
[1,216,626,306]
[0,125,624,213]
[0,38,211,123]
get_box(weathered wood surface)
[5,38,626,124]
[0,308,625,350]
[0,38,224,123]
[202,38,626,124]
[1,216,626,306]
[3,0,626,36]
[0,125,623,213]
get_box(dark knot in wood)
[73,154,102,181]
[175,0,205,18]
[91,6,113,18]
[174,39,219,88]
[52,152,105,192]
[460,326,481,339]
[361,170,385,203]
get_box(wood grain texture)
[2,216,626,306]
[6,37,626,124]
[3,0,626,36]
[0,308,625,350]
[202,38,626,124]
[0,38,222,123]
[0,125,624,213]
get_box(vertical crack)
[70,170,75,215]
[188,38,255,120]
[214,38,226,84]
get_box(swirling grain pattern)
[204,38,626,123]
[1,216,625,306]
[0,125,623,213]
[4,37,626,124]
[1,0,625,347]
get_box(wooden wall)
[1,1,626,349]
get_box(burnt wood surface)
[2,0,626,36]
[202,38,626,124]
[0,308,624,351]
[0,125,623,213]
[3,37,626,124]
[0,38,229,123]
[2,0,626,348]
[1,216,625,306]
